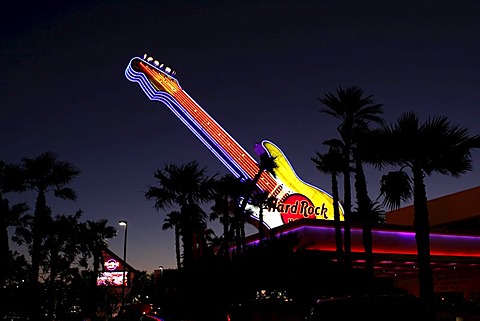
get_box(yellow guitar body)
[246,141,343,228]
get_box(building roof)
[245,216,480,279]
[385,186,480,232]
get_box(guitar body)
[248,141,342,228]
[126,54,343,229]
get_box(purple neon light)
[249,224,480,258]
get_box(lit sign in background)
[125,55,344,229]
[97,255,128,287]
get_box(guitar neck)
[171,87,278,192]
[128,59,277,192]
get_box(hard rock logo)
[267,193,329,224]
[104,259,120,271]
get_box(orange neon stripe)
[173,91,260,175]
[139,62,259,179]
[176,95,258,177]
[173,89,278,190]
[139,61,279,193]
[175,97,253,174]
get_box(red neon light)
[280,224,480,258]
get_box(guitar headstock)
[126,54,181,95]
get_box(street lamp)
[119,220,128,314]
[159,265,164,279]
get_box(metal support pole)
[119,220,128,314]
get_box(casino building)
[125,54,480,302]
[246,186,480,300]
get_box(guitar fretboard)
[138,61,278,193]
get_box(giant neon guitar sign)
[125,54,343,229]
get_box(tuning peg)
[143,53,148,59]
[154,60,160,66]
[171,71,176,76]
[147,57,154,62]
[165,66,172,73]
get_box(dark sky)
[2,0,480,272]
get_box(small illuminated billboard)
[97,271,128,286]
[97,247,135,287]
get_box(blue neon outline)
[125,57,251,180]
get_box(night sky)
[2,0,480,272]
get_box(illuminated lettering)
[272,198,328,217]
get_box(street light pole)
[119,220,128,314]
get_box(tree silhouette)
[210,174,244,259]
[318,86,384,269]
[363,111,480,314]
[0,161,28,316]
[21,151,80,320]
[312,139,345,262]
[79,217,116,320]
[237,145,278,254]
[145,161,216,268]
[162,211,182,269]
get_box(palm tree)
[249,190,275,244]
[318,86,384,268]
[145,161,216,268]
[363,111,480,312]
[203,227,222,257]
[237,145,278,253]
[0,161,28,288]
[44,211,84,320]
[312,139,345,262]
[210,174,244,259]
[162,211,182,269]
[239,148,278,211]
[351,125,386,285]
[79,218,116,319]
[0,162,28,319]
[21,151,80,319]
[351,155,377,285]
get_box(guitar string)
[173,89,278,193]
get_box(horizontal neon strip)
[267,224,480,258]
